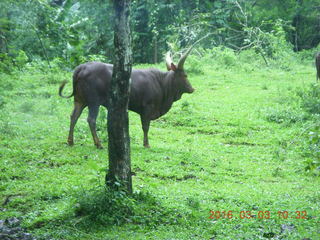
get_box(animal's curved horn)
[177,34,211,70]
[177,46,193,70]
[165,51,172,71]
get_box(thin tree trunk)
[0,35,8,54]
[293,0,302,51]
[34,28,51,68]
[295,31,298,52]
[106,0,132,194]
[153,36,158,63]
[258,49,268,66]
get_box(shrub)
[74,185,188,227]
[210,46,237,67]
[75,185,135,225]
[184,54,204,74]
[86,54,108,63]
[0,50,29,73]
[296,48,319,64]
[296,84,320,174]
[265,107,307,124]
[14,50,29,69]
[0,53,15,73]
[297,83,320,115]
[303,125,320,175]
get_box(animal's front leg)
[140,116,150,148]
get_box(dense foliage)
[0,0,319,70]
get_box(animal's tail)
[59,65,82,98]
[59,80,74,98]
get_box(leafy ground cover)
[0,54,319,239]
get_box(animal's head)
[165,51,194,94]
[165,35,210,96]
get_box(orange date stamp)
[209,210,307,220]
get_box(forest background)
[1,0,320,70]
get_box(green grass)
[0,59,319,239]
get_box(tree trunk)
[153,36,158,63]
[34,28,51,68]
[106,0,132,194]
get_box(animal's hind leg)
[68,101,85,146]
[87,105,103,149]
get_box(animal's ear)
[171,63,177,71]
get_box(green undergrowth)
[0,49,320,239]
[74,185,190,227]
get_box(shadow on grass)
[31,185,192,239]
[74,185,187,226]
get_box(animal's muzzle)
[188,88,195,93]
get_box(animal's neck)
[158,71,181,115]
